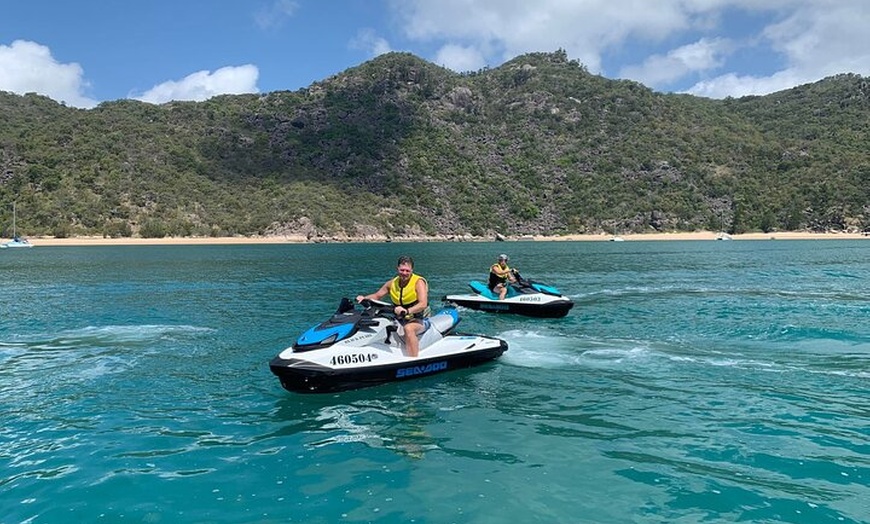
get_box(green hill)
[1,50,868,239]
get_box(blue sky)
[2,0,869,109]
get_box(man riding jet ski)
[269,298,508,393]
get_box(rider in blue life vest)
[356,255,430,357]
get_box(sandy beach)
[11,230,868,246]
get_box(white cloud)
[687,70,803,99]
[686,2,870,97]
[389,0,870,98]
[254,0,300,30]
[133,65,260,104]
[765,3,870,78]
[434,44,487,73]
[0,40,98,109]
[351,28,393,57]
[390,0,699,74]
[620,38,731,87]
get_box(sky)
[2,0,869,109]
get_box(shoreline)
[11,230,869,247]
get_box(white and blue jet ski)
[443,270,574,318]
[269,298,508,393]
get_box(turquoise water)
[1,240,868,523]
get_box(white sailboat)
[1,202,33,248]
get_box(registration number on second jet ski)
[331,353,379,366]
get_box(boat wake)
[495,329,870,380]
[0,324,214,381]
[2,324,212,351]
[496,329,652,369]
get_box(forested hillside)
[1,50,868,239]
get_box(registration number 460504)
[330,353,379,366]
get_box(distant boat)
[1,202,33,248]
[609,235,625,242]
[715,232,733,241]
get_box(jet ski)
[443,270,574,318]
[269,298,508,393]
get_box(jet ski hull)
[442,294,574,318]
[270,338,507,393]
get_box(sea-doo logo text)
[396,361,448,378]
[481,303,510,311]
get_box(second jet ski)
[443,270,574,318]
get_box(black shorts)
[488,273,506,290]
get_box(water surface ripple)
[1,241,868,523]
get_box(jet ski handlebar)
[359,298,397,318]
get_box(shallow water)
[1,240,868,523]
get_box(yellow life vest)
[491,263,511,280]
[389,273,426,307]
